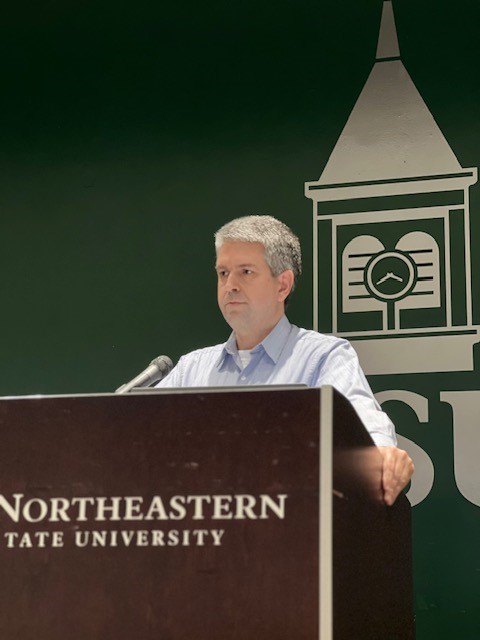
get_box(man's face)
[215,241,292,347]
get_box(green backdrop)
[1,1,479,637]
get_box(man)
[158,215,414,505]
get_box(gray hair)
[214,215,302,295]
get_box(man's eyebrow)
[215,263,257,270]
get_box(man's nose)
[225,273,240,291]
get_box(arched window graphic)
[395,231,441,327]
[342,235,385,314]
[342,232,440,331]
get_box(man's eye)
[243,269,253,275]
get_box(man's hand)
[378,446,414,506]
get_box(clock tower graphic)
[305,1,479,375]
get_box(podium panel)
[0,388,413,639]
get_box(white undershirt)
[238,349,253,369]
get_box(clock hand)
[376,271,403,285]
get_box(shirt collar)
[216,315,292,368]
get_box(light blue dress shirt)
[157,315,396,447]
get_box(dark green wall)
[1,1,479,637]
[2,1,478,392]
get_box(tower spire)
[376,1,400,60]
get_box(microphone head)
[150,355,174,374]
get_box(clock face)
[365,250,417,301]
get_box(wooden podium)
[0,387,414,639]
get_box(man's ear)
[277,270,294,302]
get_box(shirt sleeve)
[313,338,397,447]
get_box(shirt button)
[241,375,246,381]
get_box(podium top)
[129,384,309,394]
[0,384,309,401]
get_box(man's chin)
[221,310,248,332]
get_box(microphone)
[115,355,173,394]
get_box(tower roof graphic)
[317,1,461,185]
